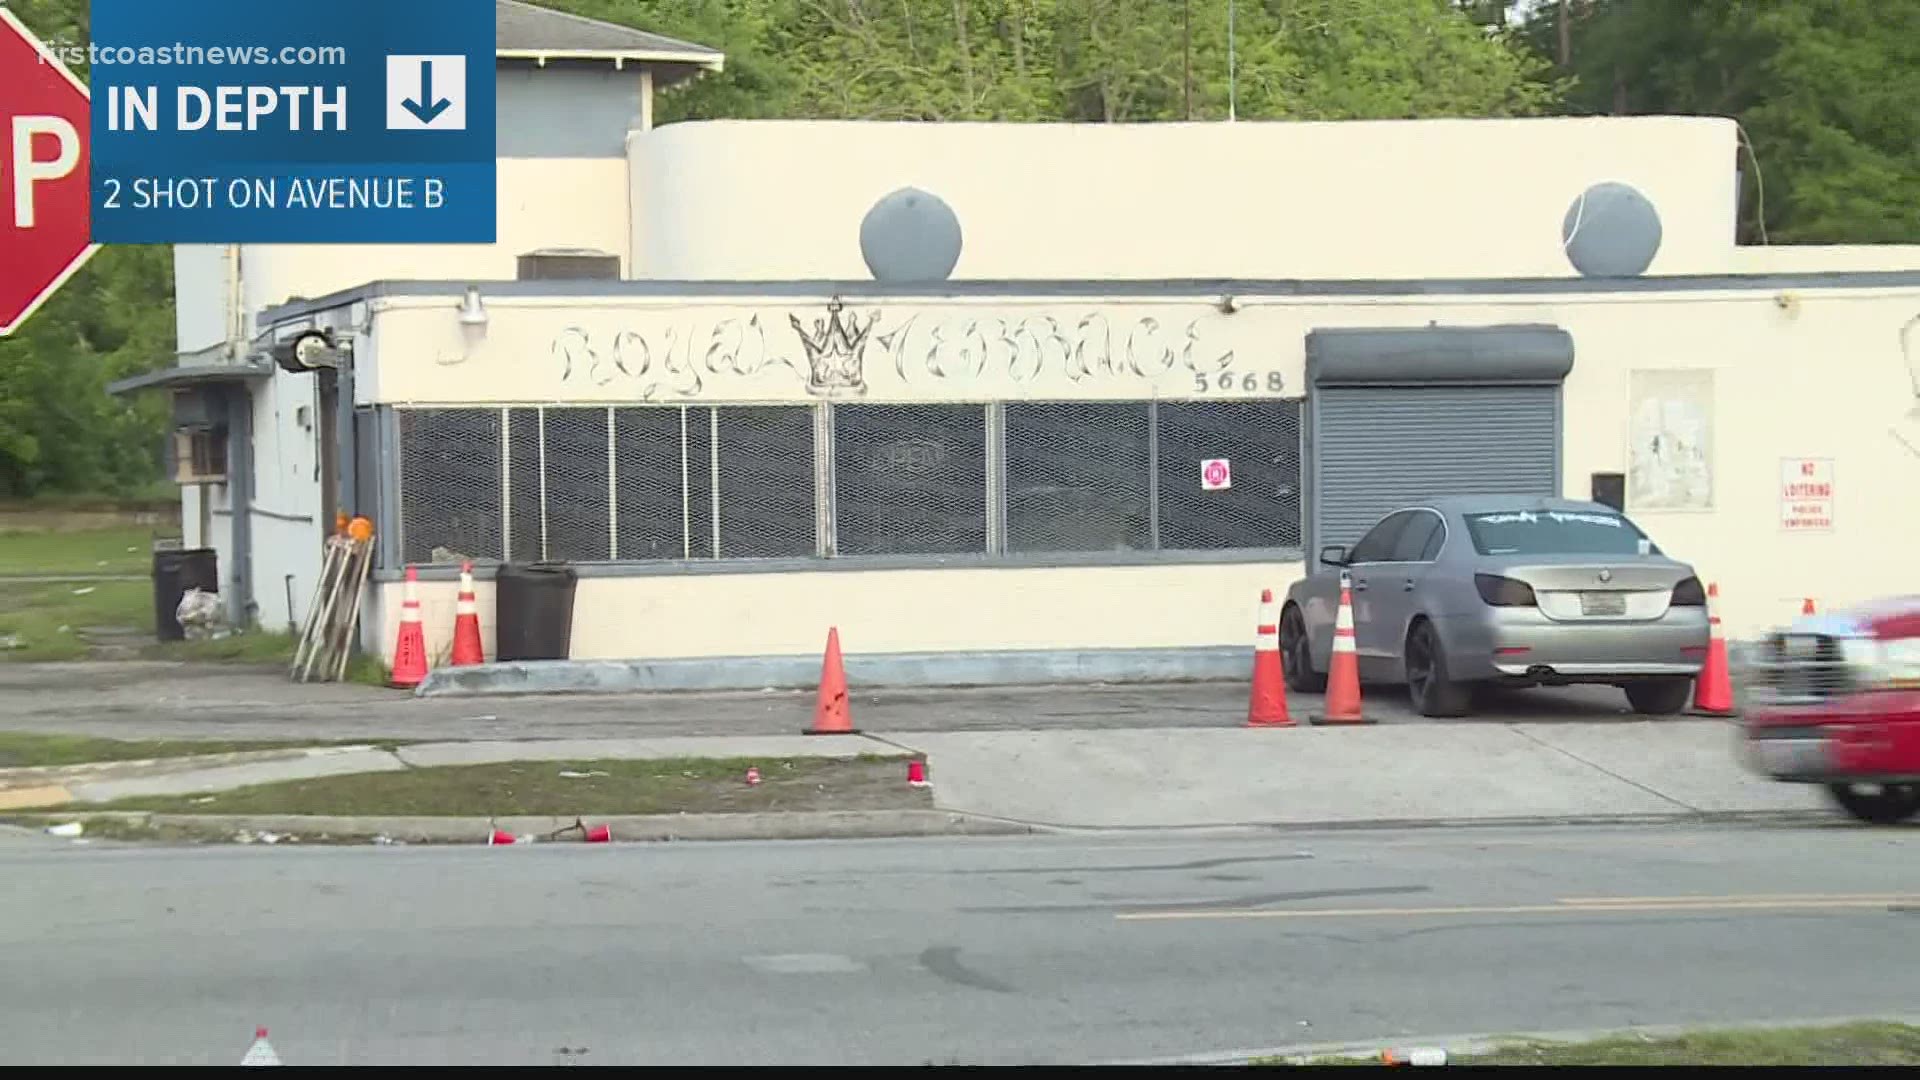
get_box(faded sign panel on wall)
[1627,369,1714,511]
[521,301,1287,406]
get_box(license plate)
[1579,591,1627,616]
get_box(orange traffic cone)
[1248,588,1293,727]
[1310,571,1372,725]
[389,565,429,689]
[450,561,484,666]
[804,626,859,735]
[1690,582,1735,716]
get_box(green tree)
[1517,0,1920,244]
[557,0,1558,122]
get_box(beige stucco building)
[115,2,1920,688]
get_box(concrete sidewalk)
[0,660,1701,743]
[878,719,1825,829]
[4,720,1830,832]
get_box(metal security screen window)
[1006,402,1152,553]
[1156,401,1304,551]
[397,405,816,565]
[396,408,503,565]
[833,404,988,556]
[390,398,1303,568]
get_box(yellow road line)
[1560,892,1919,906]
[1115,896,1920,923]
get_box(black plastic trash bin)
[494,562,578,661]
[152,547,219,642]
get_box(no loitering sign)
[1779,457,1834,531]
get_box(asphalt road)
[0,661,1658,742]
[5,823,1918,1065]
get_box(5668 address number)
[1194,371,1286,393]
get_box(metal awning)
[1306,325,1575,386]
[106,362,274,397]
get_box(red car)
[1742,595,1920,824]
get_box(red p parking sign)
[0,9,96,337]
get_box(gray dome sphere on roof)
[859,187,963,283]
[1562,181,1663,277]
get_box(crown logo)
[791,300,873,396]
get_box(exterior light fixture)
[458,286,488,328]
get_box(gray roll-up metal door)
[1311,385,1560,548]
[1304,325,1573,552]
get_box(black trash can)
[152,547,220,642]
[494,562,578,661]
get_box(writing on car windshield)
[1463,510,1657,557]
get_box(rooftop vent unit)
[516,248,622,281]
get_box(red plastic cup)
[583,823,611,843]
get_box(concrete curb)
[411,641,1771,698]
[21,809,1039,844]
[412,646,1251,697]
[996,808,1841,835]
[13,806,1845,846]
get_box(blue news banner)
[88,0,496,243]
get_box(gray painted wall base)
[411,641,1764,698]
[412,646,1252,697]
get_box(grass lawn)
[0,524,158,576]
[0,514,388,678]
[1282,1022,1920,1066]
[0,731,387,769]
[0,579,153,660]
[96,754,931,817]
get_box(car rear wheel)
[1826,782,1920,826]
[1623,677,1693,716]
[1280,604,1327,694]
[1405,619,1471,718]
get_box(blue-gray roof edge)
[256,270,1920,330]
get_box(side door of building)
[1379,508,1447,680]
[1344,510,1413,679]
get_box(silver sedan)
[1280,496,1711,717]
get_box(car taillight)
[1671,576,1707,606]
[1474,574,1536,607]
